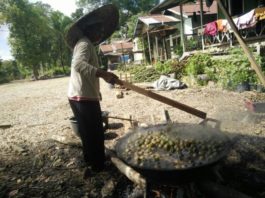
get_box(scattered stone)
[101,179,116,198]
[8,189,19,197]
[116,91,124,99]
[254,129,263,135]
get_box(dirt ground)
[0,76,265,198]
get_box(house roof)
[134,14,179,37]
[150,0,193,14]
[167,1,217,17]
[100,41,133,55]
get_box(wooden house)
[99,40,133,70]
[133,14,179,63]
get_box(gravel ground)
[0,76,265,197]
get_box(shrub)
[185,53,213,76]
[128,65,161,82]
[154,60,173,74]
[45,66,70,77]
[183,49,262,89]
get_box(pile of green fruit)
[122,131,226,170]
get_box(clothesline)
[204,7,265,36]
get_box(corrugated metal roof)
[139,14,179,25]
[134,14,179,37]
[168,1,217,16]
[100,42,133,55]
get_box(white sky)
[0,0,78,60]
[30,0,78,17]
[0,25,11,60]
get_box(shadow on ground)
[0,131,265,198]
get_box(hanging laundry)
[226,17,239,31]
[237,9,257,29]
[204,21,218,36]
[222,19,229,32]
[216,19,228,32]
[216,19,224,32]
[255,7,265,21]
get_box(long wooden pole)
[115,79,207,119]
[199,0,205,51]
[216,0,265,86]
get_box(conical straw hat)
[65,4,119,49]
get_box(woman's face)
[85,23,104,43]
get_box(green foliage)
[260,54,265,71]
[0,0,72,81]
[229,49,260,87]
[126,12,147,38]
[0,60,26,83]
[175,38,200,57]
[18,64,31,79]
[0,63,10,83]
[71,8,84,20]
[184,48,263,89]
[175,45,183,57]
[154,59,183,76]
[45,66,70,77]
[183,48,264,89]
[118,60,185,83]
[185,53,213,76]
[76,0,159,31]
[212,52,260,89]
[130,65,161,82]
[77,0,159,15]
[186,37,200,51]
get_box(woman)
[65,4,119,176]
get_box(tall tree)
[71,8,84,20]
[0,0,73,79]
[1,0,52,79]
[50,11,72,71]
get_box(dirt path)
[0,77,265,197]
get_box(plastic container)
[70,116,79,136]
[69,111,109,136]
[256,84,265,93]
[236,82,250,92]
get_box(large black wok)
[115,122,232,184]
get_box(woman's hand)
[96,69,119,85]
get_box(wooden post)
[162,38,168,60]
[142,36,147,65]
[216,0,265,86]
[121,42,125,65]
[199,0,205,51]
[155,36,159,62]
[147,30,152,64]
[180,4,186,52]
[169,35,176,59]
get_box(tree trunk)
[32,65,39,80]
